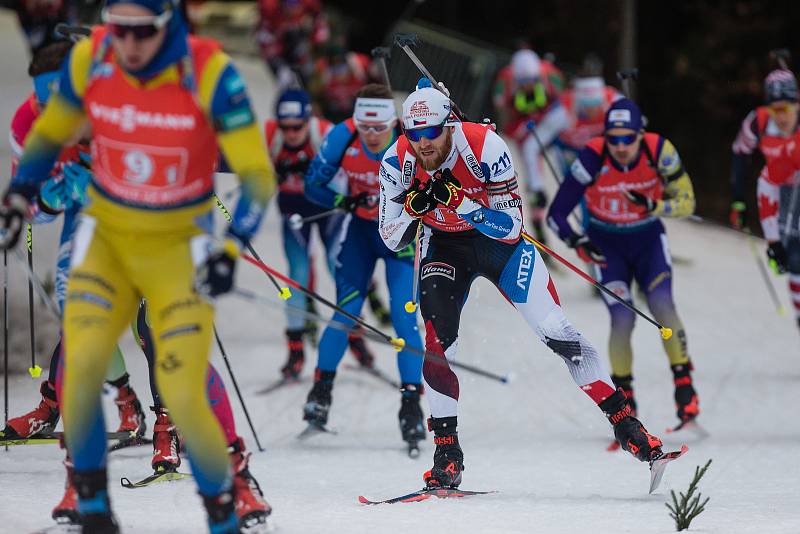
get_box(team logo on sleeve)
[465,153,484,179]
[402,160,414,186]
[421,262,456,281]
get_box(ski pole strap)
[521,232,672,340]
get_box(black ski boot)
[367,280,391,326]
[281,329,305,379]
[73,469,119,533]
[202,489,239,534]
[600,389,663,462]
[423,416,463,488]
[672,363,699,423]
[303,370,335,427]
[399,384,425,454]
[611,374,637,416]
[348,325,375,368]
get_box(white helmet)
[401,86,454,130]
[511,49,541,82]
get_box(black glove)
[729,200,746,229]
[194,241,238,299]
[767,241,788,275]
[624,190,657,212]
[430,169,464,209]
[403,179,436,218]
[335,191,370,213]
[566,234,606,265]
[0,192,31,250]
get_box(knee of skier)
[609,304,636,334]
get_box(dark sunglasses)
[405,124,445,143]
[102,9,170,41]
[605,133,638,146]
[278,122,307,132]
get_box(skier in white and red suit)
[378,79,664,489]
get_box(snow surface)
[1,12,800,534]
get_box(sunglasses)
[605,133,638,146]
[278,122,307,132]
[405,124,446,143]
[102,8,171,40]
[355,120,393,134]
[769,102,796,114]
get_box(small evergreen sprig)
[666,459,711,531]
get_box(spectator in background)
[256,0,329,88]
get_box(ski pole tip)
[391,337,406,351]
[660,327,673,340]
[28,365,42,378]
[279,287,292,300]
[404,301,418,313]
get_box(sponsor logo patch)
[421,262,455,281]
[402,160,414,186]
[494,198,521,210]
[465,153,484,179]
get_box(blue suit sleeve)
[304,122,353,209]
[546,146,601,241]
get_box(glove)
[403,179,436,218]
[194,239,239,299]
[767,241,788,275]
[566,234,606,265]
[729,200,746,229]
[40,153,93,212]
[0,193,32,250]
[430,169,465,210]
[624,190,657,212]
[335,191,370,213]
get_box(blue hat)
[104,0,171,15]
[605,98,643,131]
[276,89,312,120]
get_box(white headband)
[354,98,396,123]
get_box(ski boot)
[202,490,239,534]
[367,280,391,326]
[110,375,147,436]
[73,469,119,533]
[151,406,181,473]
[52,453,79,525]
[303,370,335,428]
[399,384,425,455]
[348,325,375,368]
[601,389,663,462]
[305,298,319,347]
[672,363,699,423]
[611,374,637,416]
[229,437,271,530]
[423,416,463,488]
[2,380,59,439]
[281,328,305,379]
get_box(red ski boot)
[601,389,663,462]
[672,364,699,423]
[229,437,271,530]
[151,407,181,473]
[423,416,463,488]
[281,328,305,379]
[2,381,59,439]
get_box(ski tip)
[680,444,689,454]
[357,495,370,504]
[606,440,621,452]
[120,477,133,489]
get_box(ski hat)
[276,88,312,120]
[605,98,643,131]
[574,76,605,108]
[764,69,799,104]
[511,49,541,83]
[354,97,396,123]
[401,78,456,129]
[105,0,171,15]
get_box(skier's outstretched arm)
[546,147,597,241]
[378,142,419,251]
[650,138,695,218]
[304,122,352,209]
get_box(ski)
[344,364,400,389]
[358,487,496,505]
[665,420,710,440]
[120,470,192,489]
[649,444,689,494]
[256,376,304,396]
[108,435,153,452]
[1,431,132,447]
[29,524,80,534]
[297,422,337,440]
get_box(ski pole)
[287,208,342,231]
[26,225,41,378]
[616,69,639,99]
[748,231,786,315]
[240,253,407,352]
[521,231,673,340]
[404,221,422,313]
[4,249,9,452]
[233,287,511,384]
[12,248,60,319]
[526,121,563,185]
[213,194,291,300]
[212,325,264,452]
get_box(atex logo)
[516,248,534,290]
[465,153,484,178]
[421,262,455,281]
[88,103,196,133]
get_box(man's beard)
[417,133,453,171]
